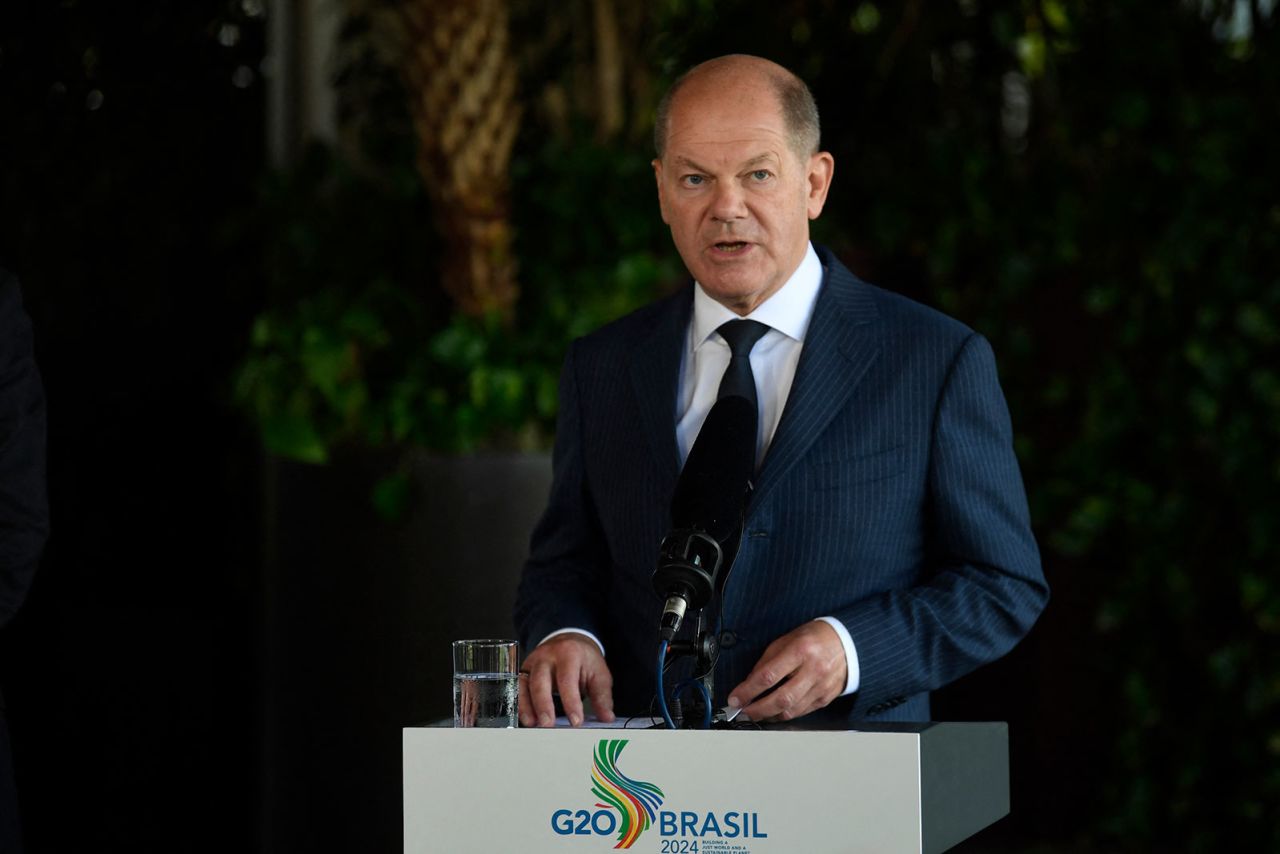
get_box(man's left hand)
[726,621,847,722]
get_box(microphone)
[653,394,756,640]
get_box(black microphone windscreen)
[670,395,755,541]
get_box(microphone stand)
[661,607,720,729]
[651,392,756,729]
[653,521,747,729]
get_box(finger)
[734,621,849,721]
[586,665,616,723]
[517,671,534,727]
[789,674,843,722]
[528,659,559,727]
[557,660,586,727]
[745,672,818,722]
[465,682,479,726]
[727,642,805,711]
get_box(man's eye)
[751,170,771,181]
[683,175,704,186]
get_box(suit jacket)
[0,268,48,632]
[515,246,1048,724]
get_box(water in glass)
[453,672,518,728]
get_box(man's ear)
[653,158,671,225]
[806,152,835,220]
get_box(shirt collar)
[691,242,823,349]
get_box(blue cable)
[671,677,715,730]
[697,680,712,729]
[656,641,676,729]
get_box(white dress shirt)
[544,242,861,698]
[676,242,821,467]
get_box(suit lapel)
[628,287,692,486]
[750,251,881,514]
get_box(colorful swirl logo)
[590,739,665,849]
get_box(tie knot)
[717,319,770,357]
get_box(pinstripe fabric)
[515,246,1048,724]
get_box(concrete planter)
[260,449,551,852]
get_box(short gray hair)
[653,58,821,160]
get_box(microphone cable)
[656,640,676,729]
[657,641,716,730]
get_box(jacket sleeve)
[0,270,50,629]
[833,332,1049,715]
[513,342,611,649]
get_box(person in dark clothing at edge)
[0,268,49,854]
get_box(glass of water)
[452,639,520,728]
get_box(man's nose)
[709,180,748,221]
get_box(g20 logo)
[551,808,619,837]
[549,739,664,849]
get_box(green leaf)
[261,412,328,464]
[849,3,881,35]
[371,472,412,522]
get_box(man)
[0,268,48,852]
[514,55,1047,727]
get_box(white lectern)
[404,721,1008,853]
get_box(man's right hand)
[517,632,616,728]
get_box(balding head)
[653,55,821,162]
[649,53,835,314]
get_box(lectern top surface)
[417,717,958,733]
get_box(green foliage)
[511,138,683,344]
[654,0,1278,848]
[235,133,678,461]
[1012,10,1280,848]
[235,1,1280,845]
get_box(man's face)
[653,75,834,315]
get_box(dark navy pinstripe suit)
[515,246,1048,724]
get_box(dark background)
[0,2,265,852]
[2,1,1278,852]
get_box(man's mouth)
[712,241,751,254]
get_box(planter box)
[260,450,551,853]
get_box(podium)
[404,721,1008,853]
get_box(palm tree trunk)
[398,0,521,319]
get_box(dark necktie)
[713,318,769,476]
[716,318,770,411]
